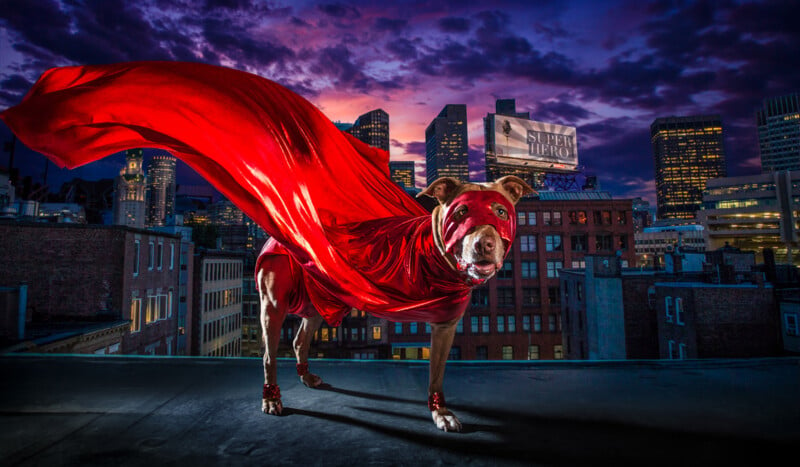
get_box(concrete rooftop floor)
[0,355,798,466]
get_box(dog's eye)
[494,206,508,220]
[453,206,468,220]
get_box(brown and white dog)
[258,175,533,432]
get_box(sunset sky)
[1,0,798,203]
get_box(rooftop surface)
[1,355,798,466]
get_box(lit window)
[130,298,141,332]
[502,345,513,360]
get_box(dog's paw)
[431,409,462,433]
[262,398,283,416]
[301,372,323,388]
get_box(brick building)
[191,250,244,357]
[562,249,783,360]
[390,192,636,360]
[0,222,181,355]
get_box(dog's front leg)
[428,315,463,432]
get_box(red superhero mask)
[441,190,517,257]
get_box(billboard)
[493,115,578,172]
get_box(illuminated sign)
[493,115,578,172]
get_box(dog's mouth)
[471,260,497,277]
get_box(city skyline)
[1,0,798,204]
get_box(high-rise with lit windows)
[389,161,415,189]
[651,115,727,220]
[146,154,177,227]
[757,93,800,173]
[349,109,389,152]
[113,149,147,228]
[426,104,469,185]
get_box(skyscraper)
[757,93,800,173]
[484,99,537,186]
[349,109,389,152]
[425,104,469,185]
[389,161,415,189]
[146,154,177,227]
[651,115,727,220]
[113,149,146,228]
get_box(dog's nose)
[476,237,495,255]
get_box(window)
[481,316,490,333]
[679,343,687,359]
[533,314,542,332]
[410,322,418,334]
[158,294,167,320]
[553,345,563,359]
[449,347,461,360]
[471,288,489,307]
[508,315,516,333]
[785,313,799,336]
[476,346,488,360]
[543,211,561,226]
[522,288,540,307]
[133,240,140,276]
[498,261,513,279]
[502,345,513,360]
[675,298,684,325]
[157,242,163,270]
[618,235,628,251]
[372,326,381,340]
[520,235,537,252]
[425,323,431,334]
[130,298,141,332]
[497,316,505,333]
[548,287,560,305]
[617,211,627,224]
[595,234,613,251]
[518,211,535,226]
[545,235,562,252]
[471,316,479,334]
[546,261,563,278]
[668,340,676,359]
[321,328,330,342]
[497,287,515,307]
[665,297,673,323]
[148,241,154,270]
[521,261,537,278]
[523,315,531,332]
[528,345,540,360]
[144,295,158,324]
[456,319,463,334]
[571,234,587,252]
[602,211,612,225]
[593,211,602,225]
[568,210,587,224]
[548,314,557,332]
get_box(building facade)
[426,104,469,185]
[757,93,800,173]
[389,161,415,189]
[349,109,389,152]
[192,250,244,357]
[635,223,706,268]
[0,222,181,355]
[146,154,177,227]
[696,170,799,265]
[390,192,636,360]
[651,115,727,220]
[113,149,147,228]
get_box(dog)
[257,175,534,432]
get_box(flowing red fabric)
[0,61,472,325]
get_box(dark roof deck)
[1,355,798,466]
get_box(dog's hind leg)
[258,257,291,415]
[293,310,324,388]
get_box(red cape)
[0,61,471,325]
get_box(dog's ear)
[418,177,462,204]
[495,176,535,204]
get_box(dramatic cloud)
[1,0,796,202]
